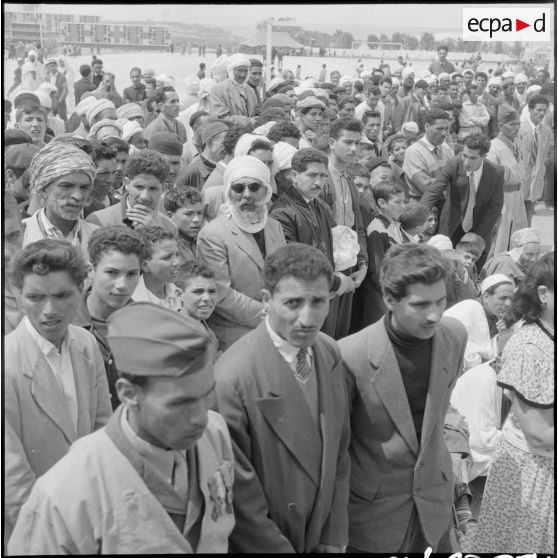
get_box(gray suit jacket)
[197,213,286,350]
[339,316,467,552]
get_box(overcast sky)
[9,3,553,29]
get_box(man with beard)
[144,87,186,143]
[210,54,258,128]
[397,67,415,99]
[175,121,228,190]
[86,149,176,235]
[165,186,204,265]
[320,117,368,339]
[197,155,286,351]
[21,143,99,264]
[84,143,119,218]
[214,243,350,553]
[147,132,184,191]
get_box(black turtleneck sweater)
[384,313,433,445]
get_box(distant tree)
[419,32,436,51]
[367,33,381,45]
[333,29,354,49]
[405,36,419,50]
[493,41,504,54]
[380,33,390,44]
[512,41,523,58]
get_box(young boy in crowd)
[455,232,486,292]
[164,186,204,265]
[175,260,219,362]
[398,200,431,243]
[346,162,374,229]
[133,225,183,311]
[352,180,405,330]
[420,207,439,243]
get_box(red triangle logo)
[516,19,530,31]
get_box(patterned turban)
[86,99,116,124]
[116,103,144,121]
[510,228,540,249]
[76,96,98,117]
[87,119,123,141]
[29,142,96,193]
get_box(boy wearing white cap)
[9,302,234,554]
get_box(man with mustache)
[86,149,176,235]
[21,142,100,265]
[197,155,286,351]
[215,242,350,553]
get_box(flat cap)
[107,302,212,378]
[13,91,40,108]
[297,96,326,110]
[414,79,429,90]
[5,143,41,169]
[201,121,229,145]
[148,131,184,156]
[366,156,390,172]
[4,129,33,147]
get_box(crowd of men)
[3,43,555,554]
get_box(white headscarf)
[226,53,251,87]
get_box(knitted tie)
[462,173,476,233]
[532,127,539,164]
[295,347,312,384]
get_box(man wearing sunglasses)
[197,155,286,352]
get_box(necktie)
[532,127,539,164]
[295,347,312,384]
[462,173,476,232]
[433,146,440,159]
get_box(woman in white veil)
[57,55,76,114]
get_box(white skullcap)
[401,121,419,134]
[481,274,514,295]
[86,98,116,123]
[420,70,432,78]
[227,53,251,71]
[234,133,270,158]
[37,82,58,94]
[462,69,475,76]
[426,76,437,85]
[426,234,453,252]
[116,103,144,121]
[339,75,354,85]
[252,121,277,136]
[514,73,528,84]
[87,118,123,141]
[224,155,272,203]
[271,141,298,177]
[122,120,143,142]
[76,96,98,117]
[526,84,542,95]
[439,72,451,81]
[502,71,515,79]
[391,77,401,87]
[35,90,52,110]
[28,49,38,56]
[401,67,415,79]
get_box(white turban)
[86,99,116,123]
[502,71,515,79]
[401,121,419,135]
[199,77,217,99]
[122,120,143,142]
[271,141,298,177]
[156,73,175,87]
[487,77,502,87]
[234,133,271,158]
[510,227,540,248]
[224,155,272,203]
[227,53,251,72]
[361,70,372,79]
[426,76,437,85]
[116,103,144,121]
[35,90,52,110]
[526,84,542,96]
[28,49,38,57]
[514,73,528,84]
[401,67,415,79]
[76,96,98,117]
[339,75,354,85]
[210,55,229,82]
[268,76,286,94]
[391,77,401,87]
[37,82,58,94]
[252,121,277,136]
[426,234,453,252]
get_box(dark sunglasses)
[230,182,262,194]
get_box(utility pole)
[266,19,272,92]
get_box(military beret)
[13,91,40,108]
[5,143,41,169]
[366,156,390,172]
[249,58,263,68]
[107,302,212,378]
[3,129,33,147]
[147,131,184,156]
[297,96,326,110]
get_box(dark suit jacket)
[73,77,96,105]
[215,322,350,552]
[421,158,504,252]
[339,316,467,552]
